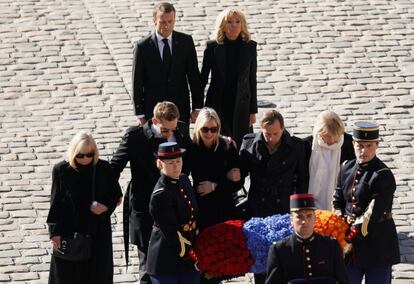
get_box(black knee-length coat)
[47,160,122,284]
[201,38,258,148]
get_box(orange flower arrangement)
[314,210,349,253]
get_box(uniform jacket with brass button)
[147,174,198,275]
[333,156,400,268]
[265,233,348,284]
[240,130,309,217]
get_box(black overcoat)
[186,138,243,229]
[304,132,356,164]
[132,31,203,123]
[110,120,192,250]
[265,233,349,284]
[201,39,257,147]
[147,174,199,275]
[47,160,122,284]
[240,131,309,217]
[333,157,400,268]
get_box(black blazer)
[201,39,257,147]
[304,132,356,164]
[132,31,203,123]
[147,174,198,275]
[266,233,349,284]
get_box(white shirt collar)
[155,31,172,42]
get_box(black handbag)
[52,233,92,261]
[233,186,250,221]
[52,166,96,261]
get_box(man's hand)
[137,117,146,125]
[226,168,241,182]
[90,202,108,215]
[191,110,199,124]
[51,235,61,249]
[196,181,216,196]
[249,113,257,127]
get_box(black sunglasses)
[200,127,218,134]
[75,152,95,159]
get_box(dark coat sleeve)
[97,161,123,216]
[332,163,346,213]
[265,244,283,284]
[332,239,349,284]
[249,42,258,114]
[150,189,185,257]
[293,138,309,194]
[369,168,396,222]
[185,36,203,110]
[132,41,145,116]
[47,163,64,238]
[110,128,133,180]
[217,143,243,194]
[200,41,214,93]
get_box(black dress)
[47,160,122,284]
[187,138,243,230]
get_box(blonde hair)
[153,101,180,121]
[215,8,251,44]
[66,131,99,169]
[312,110,345,138]
[193,107,221,151]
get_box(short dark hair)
[153,101,180,121]
[153,2,176,17]
[260,110,285,129]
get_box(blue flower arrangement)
[243,214,293,273]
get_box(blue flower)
[243,214,293,273]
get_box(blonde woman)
[187,108,243,230]
[47,131,122,284]
[201,8,257,148]
[304,111,355,210]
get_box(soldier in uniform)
[110,101,192,283]
[333,121,400,284]
[147,142,200,284]
[266,194,348,284]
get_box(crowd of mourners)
[46,2,400,284]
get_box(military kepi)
[353,121,379,141]
[290,194,317,212]
[155,142,185,160]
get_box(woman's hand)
[51,235,61,249]
[226,168,241,182]
[90,202,108,215]
[196,181,217,196]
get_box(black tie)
[162,38,171,72]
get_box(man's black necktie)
[162,38,171,73]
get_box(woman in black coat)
[47,131,122,284]
[201,8,257,148]
[187,108,243,230]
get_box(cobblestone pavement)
[1,0,414,282]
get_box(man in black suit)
[132,2,203,125]
[266,194,349,284]
[110,101,192,284]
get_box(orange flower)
[314,210,349,254]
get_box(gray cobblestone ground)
[1,0,414,282]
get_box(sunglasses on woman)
[75,152,95,159]
[200,127,218,134]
